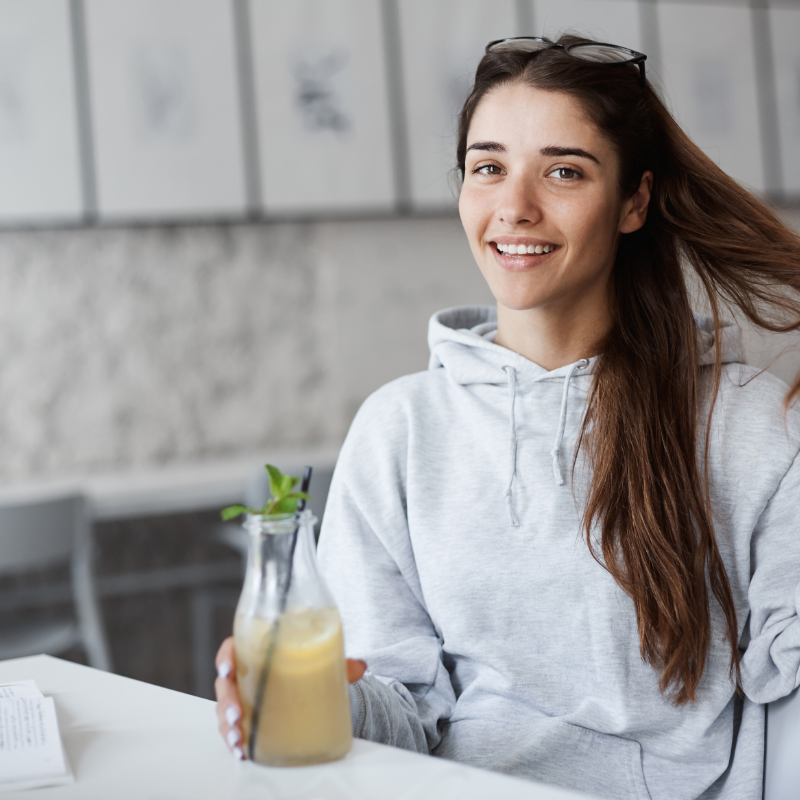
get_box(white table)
[0,655,591,800]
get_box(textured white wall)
[0,217,492,481]
[0,208,797,484]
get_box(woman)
[215,36,800,799]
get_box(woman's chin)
[482,277,557,311]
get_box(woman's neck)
[493,298,613,372]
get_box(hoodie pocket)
[438,716,652,800]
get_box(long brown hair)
[457,38,800,704]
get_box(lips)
[489,240,559,271]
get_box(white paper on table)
[0,680,43,700]
[397,0,518,211]
[0,692,73,792]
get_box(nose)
[498,173,542,227]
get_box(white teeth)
[496,243,557,255]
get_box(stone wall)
[0,207,798,484]
[0,216,492,482]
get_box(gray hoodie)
[317,306,800,800]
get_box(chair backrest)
[0,494,87,575]
[764,686,800,800]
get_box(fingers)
[214,640,366,760]
[346,659,367,684]
[215,636,235,673]
[215,637,245,760]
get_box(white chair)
[764,686,800,799]
[0,494,112,671]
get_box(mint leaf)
[283,491,311,502]
[221,504,250,521]
[265,464,283,498]
[280,473,297,495]
[222,464,311,520]
[271,496,301,515]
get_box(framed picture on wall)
[396,0,518,211]
[0,0,83,224]
[84,0,247,221]
[769,2,800,199]
[656,0,765,193]
[249,0,395,215]
[531,0,643,53]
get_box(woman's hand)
[214,636,367,759]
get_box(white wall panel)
[250,0,395,215]
[0,0,82,223]
[397,0,517,210]
[85,0,247,220]
[769,3,800,197]
[531,0,642,52]
[657,1,765,192]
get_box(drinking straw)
[282,465,311,612]
[248,466,313,761]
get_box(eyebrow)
[539,145,600,165]
[466,141,506,153]
[466,141,600,165]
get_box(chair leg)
[72,512,113,672]
[191,589,217,699]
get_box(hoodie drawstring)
[503,358,589,526]
[550,358,589,486]
[502,366,521,528]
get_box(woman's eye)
[549,167,581,180]
[472,164,503,176]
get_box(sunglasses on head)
[485,37,647,82]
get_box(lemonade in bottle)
[234,606,352,765]
[226,468,352,766]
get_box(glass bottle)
[233,509,352,766]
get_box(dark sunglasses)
[486,36,647,82]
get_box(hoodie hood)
[427,305,746,525]
[428,305,745,379]
[428,306,597,386]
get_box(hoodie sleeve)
[740,447,800,704]
[316,381,457,753]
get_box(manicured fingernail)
[226,728,240,747]
[217,661,231,680]
[225,705,240,726]
[232,746,244,761]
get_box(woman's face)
[459,82,646,315]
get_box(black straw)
[283,465,312,612]
[248,466,313,761]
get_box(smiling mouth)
[494,242,559,255]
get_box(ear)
[619,170,653,234]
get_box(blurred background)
[0,0,798,698]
